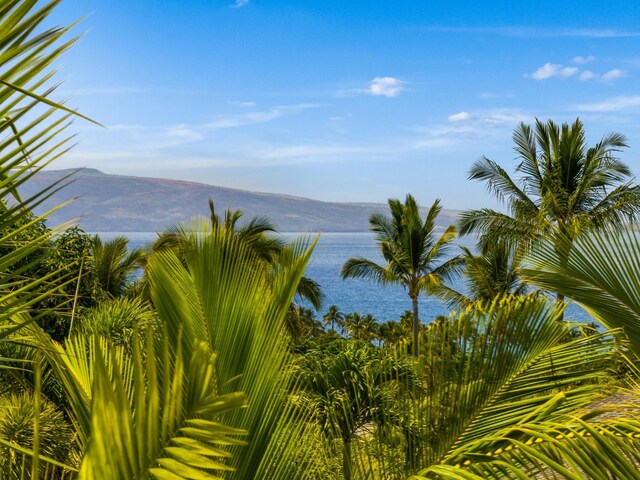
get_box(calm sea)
[93,232,591,324]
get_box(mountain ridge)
[19,168,462,233]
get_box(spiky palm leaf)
[339,296,624,478]
[78,332,248,479]
[145,223,325,478]
[521,227,640,357]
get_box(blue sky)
[45,0,640,209]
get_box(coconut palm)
[0,0,102,475]
[26,227,323,479]
[342,195,459,356]
[344,312,378,342]
[90,235,145,299]
[377,320,404,346]
[461,118,640,242]
[460,118,640,313]
[322,304,344,333]
[521,227,640,358]
[296,344,415,480]
[440,238,526,308]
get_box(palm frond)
[521,227,640,357]
[341,257,396,284]
[147,226,323,478]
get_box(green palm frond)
[90,235,145,299]
[469,156,537,209]
[414,296,615,464]
[79,332,247,479]
[146,225,323,478]
[521,227,640,357]
[416,417,640,479]
[341,257,397,284]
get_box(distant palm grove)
[2,2,640,480]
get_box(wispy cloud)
[573,96,640,112]
[205,104,320,129]
[205,111,282,129]
[231,0,250,7]
[601,69,627,81]
[63,86,150,97]
[228,100,256,108]
[412,109,530,151]
[576,69,628,82]
[166,125,203,142]
[579,70,597,81]
[448,112,472,122]
[572,55,596,64]
[527,63,578,80]
[365,77,405,97]
[419,26,640,38]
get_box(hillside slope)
[19,168,461,232]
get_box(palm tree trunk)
[411,295,419,357]
[342,436,352,480]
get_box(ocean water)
[93,231,591,324]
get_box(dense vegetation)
[1,2,639,479]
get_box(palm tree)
[344,312,378,342]
[208,198,285,263]
[153,200,324,312]
[90,235,145,299]
[342,195,459,356]
[377,320,403,347]
[296,344,415,480]
[440,238,526,308]
[460,118,640,310]
[461,118,640,241]
[322,304,344,333]
[521,227,640,357]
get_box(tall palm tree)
[377,319,404,347]
[208,198,285,263]
[460,118,640,305]
[296,344,415,480]
[322,304,344,333]
[342,195,459,356]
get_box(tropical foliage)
[1,2,640,480]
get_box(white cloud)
[574,96,640,112]
[412,109,530,152]
[231,0,250,7]
[448,112,472,122]
[572,55,596,64]
[601,69,627,81]
[528,63,578,80]
[229,101,256,108]
[579,70,597,81]
[366,77,405,97]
